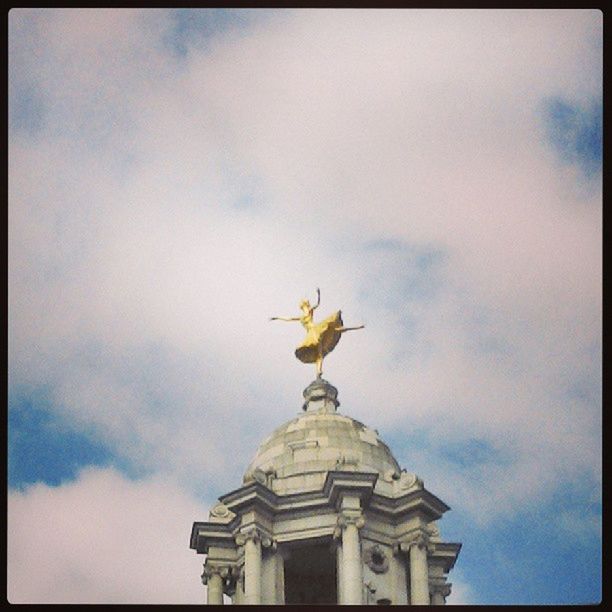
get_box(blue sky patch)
[358,238,447,307]
[442,490,601,604]
[440,437,503,468]
[163,9,263,57]
[543,97,602,177]
[9,396,113,489]
[8,391,145,489]
[9,81,46,136]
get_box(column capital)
[334,511,365,539]
[201,560,235,584]
[338,510,365,529]
[235,525,274,548]
[430,582,452,598]
[430,580,452,604]
[201,561,236,585]
[235,525,260,546]
[201,564,214,585]
[399,528,435,554]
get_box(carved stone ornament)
[252,468,267,485]
[337,512,365,530]
[235,526,274,548]
[400,529,435,554]
[201,561,235,585]
[210,502,231,518]
[235,526,261,546]
[426,522,441,542]
[398,470,419,489]
[383,468,401,482]
[364,544,389,574]
[201,564,213,585]
[223,567,238,597]
[430,582,452,599]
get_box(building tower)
[190,290,460,604]
[189,376,461,604]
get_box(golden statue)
[271,288,365,376]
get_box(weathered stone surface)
[243,404,401,496]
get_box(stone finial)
[302,376,340,412]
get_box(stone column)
[430,583,451,606]
[336,511,365,604]
[208,572,224,605]
[401,530,434,605]
[236,527,262,605]
[201,563,224,605]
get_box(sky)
[7,8,602,605]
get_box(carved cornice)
[368,489,450,522]
[323,470,378,508]
[190,519,239,553]
[214,470,449,524]
[428,541,462,571]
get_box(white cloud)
[7,467,209,604]
[9,6,601,541]
[445,570,476,605]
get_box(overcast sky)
[8,8,601,604]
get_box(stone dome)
[243,378,402,496]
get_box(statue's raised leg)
[337,325,365,333]
[316,345,324,376]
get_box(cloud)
[9,8,601,597]
[445,571,475,605]
[7,467,209,604]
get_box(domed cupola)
[191,377,460,605]
[191,287,459,605]
[243,377,406,496]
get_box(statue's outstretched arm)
[270,316,301,322]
